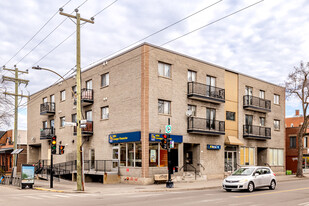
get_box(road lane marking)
[26,196,43,199]
[298,202,309,206]
[235,187,309,198]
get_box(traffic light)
[51,136,57,154]
[59,145,65,155]
[161,134,168,149]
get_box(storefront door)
[225,151,237,172]
[112,146,119,170]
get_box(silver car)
[222,166,276,192]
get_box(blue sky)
[1,0,309,130]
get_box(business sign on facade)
[207,144,221,150]
[109,131,141,144]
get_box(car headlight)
[239,179,248,183]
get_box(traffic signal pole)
[50,152,53,188]
[166,118,174,188]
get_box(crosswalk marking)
[26,196,43,200]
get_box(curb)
[34,187,67,193]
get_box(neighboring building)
[27,43,285,184]
[285,110,309,173]
[0,130,28,174]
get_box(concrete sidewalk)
[32,175,307,194]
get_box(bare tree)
[285,61,309,177]
[0,72,14,129]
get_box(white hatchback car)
[222,166,276,192]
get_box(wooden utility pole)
[59,8,94,191]
[2,65,29,177]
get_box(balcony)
[81,88,93,106]
[243,95,271,113]
[40,128,55,140]
[187,82,225,104]
[73,121,93,137]
[243,125,271,140]
[187,117,225,135]
[40,102,55,116]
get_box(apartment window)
[43,97,47,103]
[86,110,92,121]
[245,86,253,96]
[240,147,255,165]
[158,62,171,78]
[158,100,171,115]
[274,94,280,104]
[60,90,66,101]
[101,73,109,87]
[290,136,296,148]
[305,137,308,148]
[60,117,65,127]
[50,119,54,129]
[226,111,235,121]
[101,106,109,120]
[188,70,196,82]
[274,120,280,130]
[72,85,77,97]
[206,108,216,129]
[291,123,294,127]
[206,75,216,87]
[86,79,92,90]
[42,121,47,129]
[260,117,265,126]
[259,90,265,99]
[268,148,283,166]
[187,105,196,116]
[72,114,77,123]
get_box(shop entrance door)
[225,151,237,172]
[183,143,200,172]
[112,146,119,171]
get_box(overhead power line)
[92,0,119,17]
[3,0,72,67]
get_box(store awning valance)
[225,136,244,146]
[0,148,14,153]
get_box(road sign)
[165,125,172,133]
[64,122,77,126]
[170,140,174,149]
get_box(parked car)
[222,166,276,192]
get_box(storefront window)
[268,148,283,166]
[240,146,255,165]
[149,143,158,167]
[128,143,134,167]
[120,143,126,166]
[135,143,142,167]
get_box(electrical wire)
[84,0,223,68]
[4,0,72,67]
[92,0,118,17]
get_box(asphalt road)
[2,179,309,206]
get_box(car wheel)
[247,182,254,192]
[269,180,276,190]
[225,189,232,192]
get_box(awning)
[0,148,14,153]
[11,148,24,155]
[225,136,244,146]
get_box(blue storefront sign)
[149,133,183,143]
[109,131,141,143]
[207,144,221,150]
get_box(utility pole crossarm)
[2,76,29,85]
[3,68,28,74]
[59,12,94,24]
[3,92,29,98]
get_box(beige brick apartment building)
[27,43,285,184]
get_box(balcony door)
[206,76,216,96]
[206,108,216,129]
[86,80,92,90]
[86,111,92,121]
[50,95,55,111]
[245,115,253,134]
[245,86,253,105]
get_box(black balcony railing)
[187,117,225,135]
[81,88,93,106]
[187,82,225,103]
[40,102,55,115]
[73,121,93,136]
[243,125,271,140]
[243,95,271,112]
[40,128,55,140]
